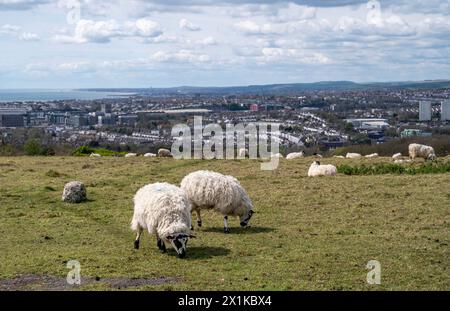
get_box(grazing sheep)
[238,148,249,158]
[365,153,379,158]
[394,159,413,164]
[308,161,337,177]
[180,170,254,233]
[346,153,362,159]
[313,153,323,158]
[271,152,284,158]
[334,155,345,159]
[89,153,101,158]
[392,153,403,160]
[408,143,436,161]
[144,153,157,157]
[158,148,173,158]
[62,181,87,203]
[131,182,194,258]
[286,151,305,160]
[125,153,138,158]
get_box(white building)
[419,101,432,121]
[441,100,450,121]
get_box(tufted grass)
[0,156,449,290]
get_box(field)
[0,156,449,290]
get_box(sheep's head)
[313,161,321,166]
[427,154,437,161]
[166,233,195,258]
[240,209,255,227]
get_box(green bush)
[72,146,126,157]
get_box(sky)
[0,0,449,88]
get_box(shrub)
[338,161,450,175]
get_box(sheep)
[286,151,305,160]
[62,181,87,203]
[408,143,436,161]
[131,182,194,258]
[313,153,323,158]
[271,152,284,158]
[394,159,413,164]
[238,148,249,158]
[334,155,345,159]
[89,153,101,158]
[180,170,254,233]
[158,148,173,158]
[308,161,337,177]
[125,153,138,158]
[144,153,157,157]
[346,153,362,159]
[365,153,379,158]
[392,153,403,160]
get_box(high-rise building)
[0,109,27,127]
[101,103,112,114]
[441,100,450,121]
[419,101,432,121]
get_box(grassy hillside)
[0,156,449,290]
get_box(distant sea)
[0,89,134,102]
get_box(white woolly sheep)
[89,153,101,158]
[131,182,194,258]
[308,161,337,177]
[286,151,305,160]
[334,155,345,159]
[144,153,157,157]
[408,143,436,161]
[346,153,362,159]
[62,181,87,203]
[313,153,323,158]
[125,153,138,158]
[394,159,413,164]
[392,153,403,160]
[238,148,249,158]
[180,170,254,233]
[158,148,173,157]
[365,153,379,158]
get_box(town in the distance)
[0,80,449,156]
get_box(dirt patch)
[0,274,180,291]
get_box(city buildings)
[419,101,432,121]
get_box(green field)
[0,156,449,290]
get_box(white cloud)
[179,18,201,31]
[53,18,163,43]
[0,24,40,41]
[151,50,211,64]
[0,0,48,10]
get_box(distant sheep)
[144,153,157,157]
[238,148,249,158]
[408,143,436,161]
[125,153,138,158]
[286,151,305,160]
[365,153,379,158]
[180,170,254,233]
[158,148,173,158]
[346,153,362,159]
[62,181,87,203]
[89,153,101,158]
[308,161,337,177]
[392,153,403,160]
[131,182,194,258]
[313,153,323,158]
[394,159,413,164]
[271,153,284,158]
[334,155,345,159]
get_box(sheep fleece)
[131,183,191,239]
[180,170,253,217]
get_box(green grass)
[338,161,450,175]
[0,156,449,290]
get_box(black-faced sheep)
[131,182,194,258]
[307,161,337,177]
[180,170,254,233]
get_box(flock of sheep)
[131,170,254,258]
[62,142,438,258]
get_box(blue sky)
[0,0,449,88]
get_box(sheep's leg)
[196,210,202,227]
[157,235,166,253]
[134,227,143,250]
[223,216,230,233]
